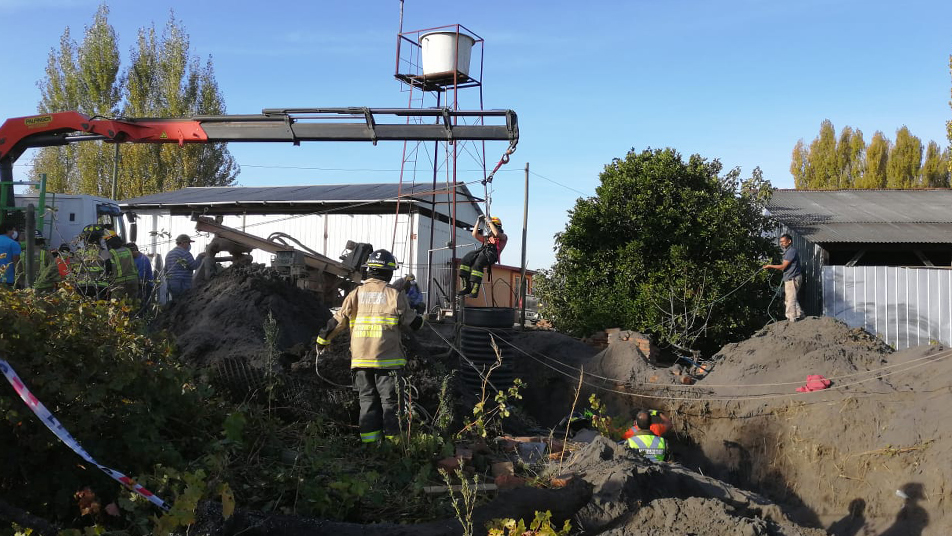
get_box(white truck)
[14,193,126,249]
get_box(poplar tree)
[32,6,120,195]
[921,141,951,187]
[30,6,237,199]
[790,139,811,188]
[805,119,838,188]
[834,126,861,188]
[858,131,890,189]
[886,126,922,188]
[118,16,238,199]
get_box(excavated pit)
[154,267,950,535]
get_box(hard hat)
[363,249,397,270]
[102,229,118,241]
[490,216,502,226]
[406,274,415,281]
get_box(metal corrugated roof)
[120,183,478,208]
[766,190,952,243]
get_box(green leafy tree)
[834,126,865,188]
[806,119,838,188]
[921,141,951,187]
[886,126,922,188]
[790,139,811,188]
[948,52,952,174]
[539,148,777,354]
[32,6,119,195]
[856,131,890,188]
[29,6,237,199]
[118,15,238,199]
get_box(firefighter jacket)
[73,245,108,289]
[108,247,138,286]
[627,430,668,462]
[318,278,419,369]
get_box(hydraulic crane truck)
[0,107,518,299]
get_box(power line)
[529,170,589,196]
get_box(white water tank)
[419,31,475,78]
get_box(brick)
[492,461,515,477]
[437,457,461,472]
[494,474,527,490]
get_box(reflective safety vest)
[109,247,138,285]
[627,432,668,462]
[326,278,417,369]
[73,245,108,288]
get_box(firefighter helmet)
[81,224,104,243]
[490,216,502,227]
[363,249,397,270]
[363,249,397,282]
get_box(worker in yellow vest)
[103,230,138,302]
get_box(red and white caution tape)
[0,358,170,511]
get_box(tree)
[948,52,952,174]
[538,148,777,354]
[886,126,922,188]
[806,119,838,188]
[33,5,119,195]
[921,141,951,187]
[30,6,237,199]
[856,131,890,188]
[790,139,811,188]
[835,126,865,188]
[119,15,238,198]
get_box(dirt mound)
[156,265,332,367]
[701,316,894,396]
[562,436,826,535]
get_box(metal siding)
[132,203,480,311]
[821,266,952,349]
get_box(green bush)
[0,288,219,527]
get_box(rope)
[499,336,952,402]
[469,324,952,392]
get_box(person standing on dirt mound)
[763,233,803,322]
[164,234,205,301]
[626,410,669,462]
[458,215,507,299]
[315,249,424,445]
[623,408,672,440]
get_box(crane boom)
[0,107,518,207]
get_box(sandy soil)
[156,267,951,535]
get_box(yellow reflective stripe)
[352,317,400,325]
[316,337,329,345]
[470,270,484,278]
[351,357,406,368]
[360,430,382,443]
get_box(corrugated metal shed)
[767,190,952,243]
[121,183,479,208]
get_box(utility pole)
[519,163,529,327]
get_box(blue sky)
[2,0,950,269]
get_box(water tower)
[393,22,493,313]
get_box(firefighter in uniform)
[458,215,507,299]
[73,224,109,299]
[32,231,61,293]
[102,230,138,302]
[315,249,424,444]
[626,410,669,462]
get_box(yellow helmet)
[490,216,502,226]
